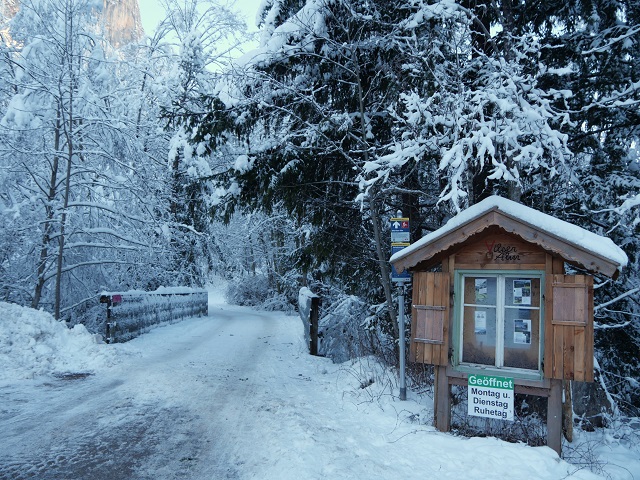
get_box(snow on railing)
[99,287,208,343]
[298,287,320,356]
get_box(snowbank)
[0,302,119,381]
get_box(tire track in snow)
[0,307,284,480]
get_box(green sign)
[468,374,514,421]
[468,374,514,390]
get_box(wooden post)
[547,378,563,455]
[434,365,451,431]
[563,380,574,442]
[310,296,320,356]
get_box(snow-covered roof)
[390,195,628,278]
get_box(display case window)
[457,272,543,374]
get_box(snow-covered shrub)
[226,274,272,306]
[74,301,106,335]
[226,272,297,312]
[260,293,296,313]
[318,294,386,363]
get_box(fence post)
[100,295,113,344]
[310,296,320,356]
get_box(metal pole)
[398,280,407,400]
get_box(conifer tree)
[185,0,639,407]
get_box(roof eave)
[391,208,622,279]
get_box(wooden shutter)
[414,306,445,344]
[545,275,594,382]
[552,281,589,326]
[411,272,450,366]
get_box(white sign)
[391,231,410,243]
[474,311,487,334]
[514,319,532,344]
[468,374,514,421]
[513,279,532,305]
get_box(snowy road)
[1,299,631,479]
[1,304,306,479]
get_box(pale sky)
[137,0,260,36]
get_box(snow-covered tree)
[180,0,640,415]
[185,0,462,340]
[525,0,640,416]
[0,0,170,319]
[152,0,249,286]
[186,0,578,341]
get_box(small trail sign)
[391,217,410,244]
[391,245,411,282]
[391,217,410,283]
[468,374,514,421]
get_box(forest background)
[0,0,639,441]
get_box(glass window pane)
[462,306,496,365]
[464,276,497,305]
[503,308,540,370]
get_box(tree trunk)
[369,189,399,338]
[32,114,62,309]
[54,2,74,320]
[352,45,398,338]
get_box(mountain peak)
[102,0,144,47]
[1,0,144,47]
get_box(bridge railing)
[99,288,208,343]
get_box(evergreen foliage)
[185,0,640,416]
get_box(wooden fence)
[100,288,208,343]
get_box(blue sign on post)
[390,217,411,283]
[391,216,411,401]
[391,245,411,282]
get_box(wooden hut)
[390,196,627,453]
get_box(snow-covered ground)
[1,292,639,479]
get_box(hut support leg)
[547,379,563,455]
[562,380,573,442]
[434,365,451,432]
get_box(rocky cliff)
[102,0,144,47]
[0,0,144,47]
[0,0,18,19]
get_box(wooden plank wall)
[544,255,594,382]
[454,233,546,271]
[410,271,450,366]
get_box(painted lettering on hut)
[493,243,521,261]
